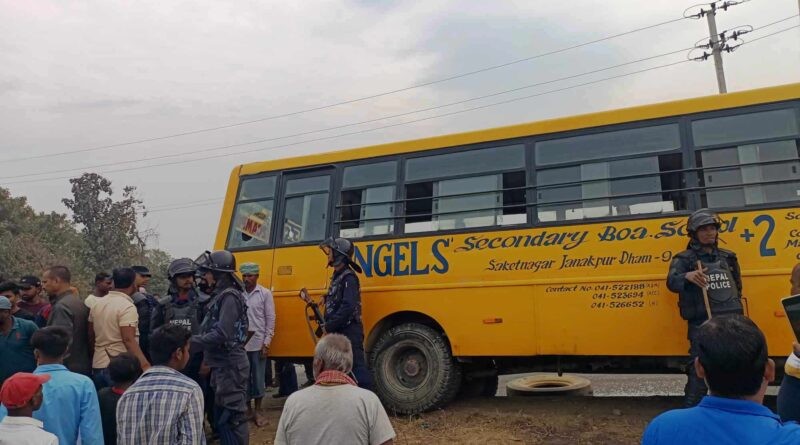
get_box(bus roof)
[238,82,800,176]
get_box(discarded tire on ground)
[370,322,462,414]
[506,374,593,397]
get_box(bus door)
[225,174,279,289]
[271,169,335,353]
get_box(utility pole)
[685,1,750,94]
[705,3,727,94]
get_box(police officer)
[152,258,210,378]
[190,250,250,445]
[667,209,744,407]
[153,258,217,435]
[301,237,372,390]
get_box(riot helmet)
[168,258,197,280]
[687,209,722,235]
[194,250,237,274]
[194,250,243,292]
[319,237,362,274]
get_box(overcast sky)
[1,0,798,258]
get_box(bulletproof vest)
[201,286,249,350]
[701,259,742,316]
[324,268,362,328]
[163,296,201,335]
[676,249,743,321]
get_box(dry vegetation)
[248,395,680,445]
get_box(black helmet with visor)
[194,250,237,274]
[319,237,362,274]
[687,209,722,235]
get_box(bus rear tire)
[370,322,462,415]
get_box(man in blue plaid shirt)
[117,324,205,445]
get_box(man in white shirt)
[88,268,150,389]
[275,334,395,445]
[240,262,275,427]
[0,372,58,445]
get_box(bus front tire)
[370,322,462,415]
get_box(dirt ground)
[240,371,781,444]
[246,395,683,445]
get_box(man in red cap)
[0,372,57,445]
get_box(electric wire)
[0,58,696,186]
[0,14,691,163]
[8,13,795,182]
[0,45,697,181]
[4,21,796,190]
[136,24,800,215]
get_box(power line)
[129,27,800,216]
[143,199,224,214]
[687,14,799,60]
[1,58,694,186]
[8,13,796,182]
[1,45,697,181]
[738,22,800,43]
[0,14,691,163]
[5,21,795,188]
[146,197,224,211]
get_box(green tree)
[62,173,147,274]
[2,174,173,296]
[0,188,92,290]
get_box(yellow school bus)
[215,83,800,413]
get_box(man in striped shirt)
[117,324,205,445]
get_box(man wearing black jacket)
[190,250,250,445]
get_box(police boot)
[683,372,708,408]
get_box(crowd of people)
[0,238,396,445]
[2,209,800,444]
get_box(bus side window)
[227,175,277,249]
[338,161,398,239]
[534,124,684,222]
[692,109,800,208]
[281,175,331,245]
[403,144,526,233]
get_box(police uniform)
[321,239,373,390]
[190,251,250,445]
[667,211,744,407]
[152,288,209,378]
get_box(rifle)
[300,288,325,343]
